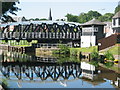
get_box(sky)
[9,0,120,20]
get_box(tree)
[65,13,78,22]
[39,18,47,21]
[115,5,120,14]
[114,1,120,14]
[78,10,102,23]
[1,1,20,22]
[78,13,88,23]
[98,13,114,22]
[34,18,39,21]
[87,10,102,19]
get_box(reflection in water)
[0,50,120,88]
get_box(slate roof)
[81,18,106,26]
[113,11,120,18]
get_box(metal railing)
[0,32,81,40]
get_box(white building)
[81,19,106,47]
[104,22,113,37]
[112,11,120,33]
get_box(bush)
[104,51,114,61]
[58,44,70,54]
[70,49,78,56]
[104,62,114,68]
[90,48,99,60]
[52,44,70,54]
[89,61,99,67]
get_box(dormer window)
[113,19,116,25]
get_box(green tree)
[34,18,39,21]
[78,10,102,23]
[78,13,88,23]
[114,4,120,14]
[65,13,78,22]
[1,1,20,22]
[39,18,47,21]
[98,13,114,22]
[87,10,102,19]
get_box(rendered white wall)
[81,62,95,71]
[81,36,96,47]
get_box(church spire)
[48,8,52,20]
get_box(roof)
[113,11,120,18]
[81,18,106,26]
[0,21,81,27]
[103,22,112,26]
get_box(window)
[113,19,116,26]
[119,18,120,25]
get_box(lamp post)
[98,43,101,51]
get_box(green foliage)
[98,13,114,22]
[70,49,78,56]
[53,44,70,54]
[114,5,120,14]
[1,79,8,89]
[89,60,99,67]
[70,46,98,53]
[104,51,115,61]
[39,18,47,21]
[1,1,20,22]
[78,13,89,23]
[58,44,70,54]
[104,62,114,68]
[34,18,40,21]
[57,55,80,64]
[65,13,79,22]
[65,9,116,23]
[66,10,102,23]
[90,48,99,60]
[78,10,102,23]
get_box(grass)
[12,44,31,47]
[100,44,120,55]
[70,46,98,54]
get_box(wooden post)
[88,53,91,62]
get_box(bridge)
[0,21,82,47]
[0,50,81,81]
[0,61,81,81]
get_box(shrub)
[70,49,78,56]
[90,48,99,60]
[58,44,70,54]
[53,44,70,54]
[89,61,99,67]
[104,62,114,68]
[104,51,114,61]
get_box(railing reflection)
[0,62,81,82]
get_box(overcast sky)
[9,0,120,20]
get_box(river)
[0,50,119,89]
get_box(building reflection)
[0,51,120,88]
[80,62,120,88]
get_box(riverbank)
[99,63,120,74]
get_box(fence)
[98,34,120,51]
